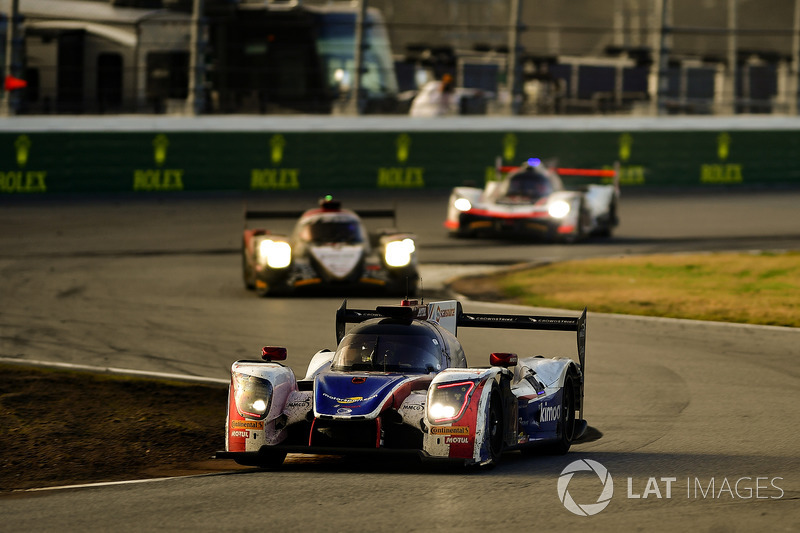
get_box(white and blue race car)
[216,298,588,468]
[445,157,620,242]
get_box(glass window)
[332,333,443,373]
[299,218,365,244]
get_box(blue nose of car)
[314,373,409,417]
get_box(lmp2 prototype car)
[445,157,620,242]
[242,197,419,296]
[216,298,588,468]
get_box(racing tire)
[481,386,504,467]
[562,201,590,244]
[544,373,577,455]
[234,450,287,470]
[594,200,617,238]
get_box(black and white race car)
[242,197,418,296]
[216,298,588,468]
[445,157,620,242]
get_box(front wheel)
[242,246,255,290]
[234,450,286,470]
[481,387,504,467]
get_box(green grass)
[489,251,800,327]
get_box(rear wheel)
[562,201,590,243]
[546,373,577,455]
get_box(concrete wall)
[1,116,798,194]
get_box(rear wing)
[334,299,586,375]
[495,156,620,197]
[244,199,397,227]
[457,305,587,375]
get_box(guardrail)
[2,116,799,194]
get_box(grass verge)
[449,251,800,327]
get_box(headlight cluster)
[427,380,475,423]
[258,239,292,268]
[454,198,472,212]
[547,200,571,219]
[233,372,273,420]
[384,238,416,267]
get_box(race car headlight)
[454,198,472,212]
[427,380,475,423]
[548,200,571,219]
[384,238,416,268]
[258,239,291,268]
[232,372,273,420]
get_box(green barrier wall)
[1,122,799,193]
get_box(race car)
[445,157,620,242]
[242,196,419,296]
[216,298,588,468]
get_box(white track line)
[0,357,229,385]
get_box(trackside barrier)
[1,116,799,194]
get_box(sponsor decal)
[287,399,311,408]
[336,408,352,415]
[231,420,264,430]
[444,436,470,445]
[251,168,300,190]
[230,430,250,438]
[430,426,469,435]
[2,135,47,194]
[377,167,425,188]
[699,132,743,184]
[339,396,362,404]
[133,135,185,191]
[401,404,423,411]
[323,392,378,404]
[377,134,425,188]
[540,404,561,423]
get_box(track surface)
[1,189,799,531]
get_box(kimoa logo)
[557,459,614,516]
[541,404,561,423]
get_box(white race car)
[445,158,620,242]
[216,298,589,468]
[242,197,418,296]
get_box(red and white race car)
[445,157,620,242]
[216,298,589,468]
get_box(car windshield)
[492,170,554,202]
[331,333,443,373]
[300,219,364,244]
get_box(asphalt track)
[1,188,799,531]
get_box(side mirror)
[490,352,517,368]
[262,346,287,361]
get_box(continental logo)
[231,420,264,430]
[431,426,469,435]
